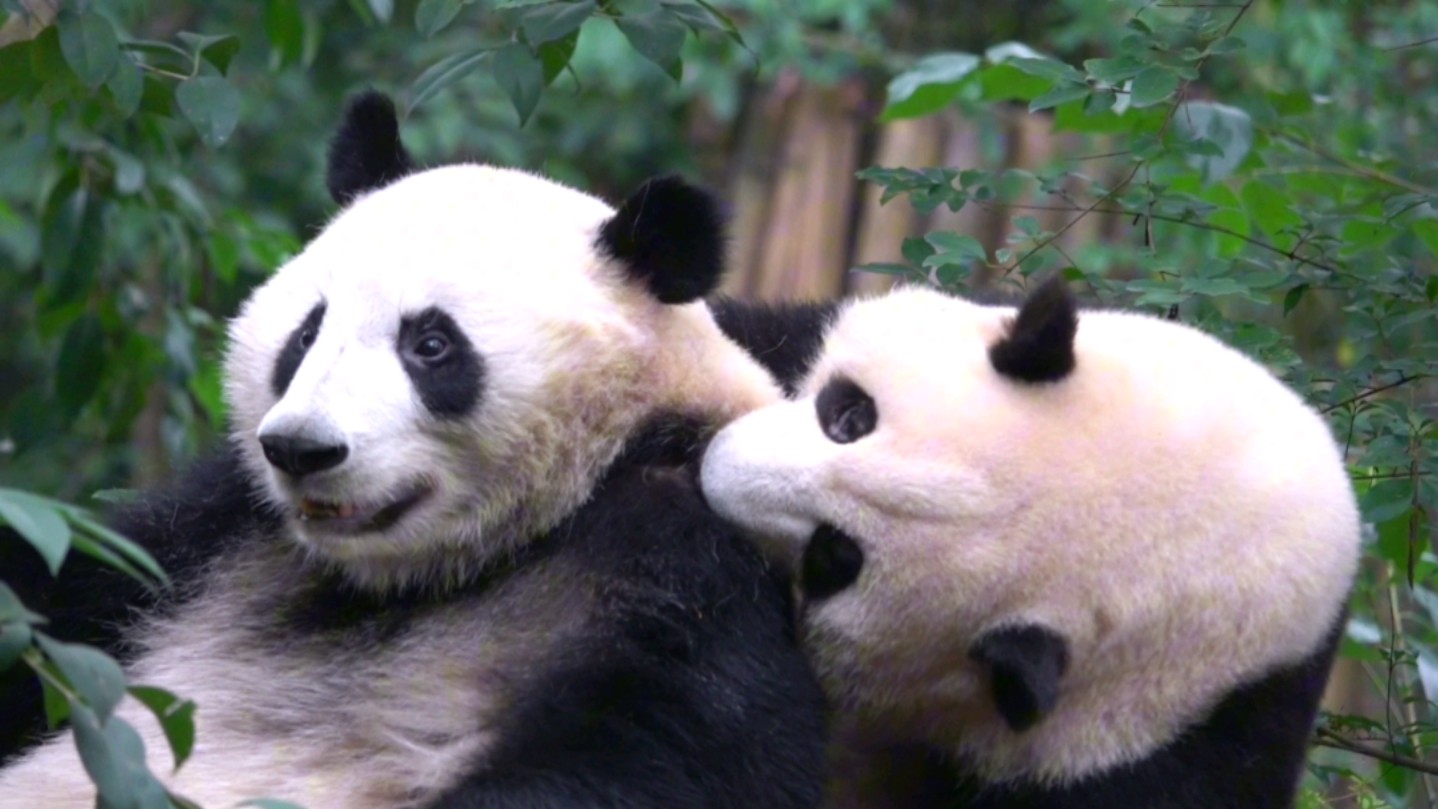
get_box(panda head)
[225,92,780,589]
[700,277,1360,782]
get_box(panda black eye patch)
[398,306,483,419]
[815,377,877,444]
[271,302,327,397]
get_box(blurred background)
[1,0,1437,805]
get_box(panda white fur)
[701,278,1361,808]
[0,93,827,809]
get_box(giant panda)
[700,277,1362,808]
[0,92,828,809]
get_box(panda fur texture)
[0,92,827,809]
[701,278,1361,808]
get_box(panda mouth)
[297,484,431,533]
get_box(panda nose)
[259,434,349,478]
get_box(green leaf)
[1205,35,1245,55]
[1084,56,1144,85]
[35,634,126,721]
[983,41,1046,64]
[1283,283,1308,315]
[176,76,241,148]
[1241,180,1303,239]
[408,47,493,113]
[367,0,394,23]
[1125,278,1187,307]
[977,63,1052,103]
[687,0,743,45]
[0,581,45,625]
[70,706,172,809]
[901,236,935,267]
[56,314,106,423]
[661,1,725,34]
[69,534,154,590]
[1268,90,1313,117]
[265,0,304,67]
[0,39,39,103]
[417,0,466,37]
[1340,218,1399,252]
[616,9,687,80]
[1130,67,1179,108]
[0,621,31,671]
[0,488,72,576]
[1362,479,1414,524]
[67,511,167,586]
[880,52,980,121]
[105,59,142,117]
[1029,82,1089,112]
[513,1,595,46]
[30,26,70,85]
[1007,56,1083,85]
[1411,219,1438,257]
[58,10,120,88]
[92,489,140,505]
[177,32,242,75]
[127,686,196,770]
[537,32,578,85]
[493,43,543,126]
[40,185,104,311]
[1180,276,1251,297]
[922,232,986,267]
[40,666,71,728]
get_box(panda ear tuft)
[598,175,727,305]
[326,91,413,207]
[970,624,1069,733]
[988,274,1077,383]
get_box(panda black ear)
[326,91,414,207]
[970,624,1069,733]
[598,175,727,305]
[988,275,1077,383]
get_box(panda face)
[226,165,780,589]
[700,282,1361,781]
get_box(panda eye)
[298,326,318,350]
[816,377,876,444]
[411,332,451,363]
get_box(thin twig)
[1263,127,1437,196]
[974,200,1345,275]
[1313,729,1438,778]
[1385,35,1438,52]
[1320,375,1420,414]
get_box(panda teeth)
[299,498,346,520]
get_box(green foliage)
[861,1,1438,802]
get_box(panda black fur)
[702,278,1361,808]
[0,93,826,809]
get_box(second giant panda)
[701,278,1362,808]
[0,93,827,809]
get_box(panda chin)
[295,483,432,536]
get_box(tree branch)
[1320,375,1420,414]
[973,200,1345,276]
[1313,728,1438,777]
